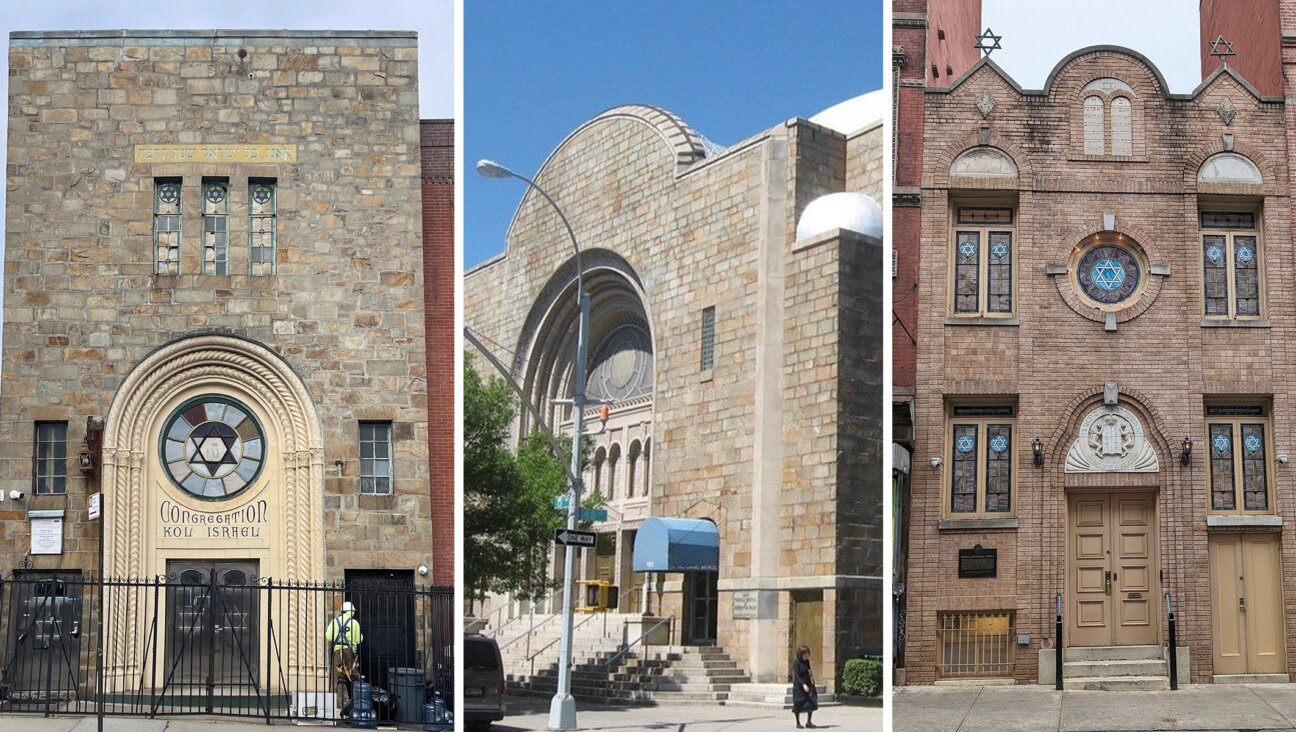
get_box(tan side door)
[1210,534,1286,675]
[1069,492,1159,646]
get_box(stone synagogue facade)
[465,100,883,692]
[902,0,1296,686]
[2,29,444,698]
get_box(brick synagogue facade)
[1,29,451,706]
[899,0,1296,687]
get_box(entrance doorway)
[163,560,260,695]
[790,590,824,676]
[1067,492,1159,646]
[684,571,718,645]
[344,569,416,691]
[4,572,84,699]
[1208,533,1286,675]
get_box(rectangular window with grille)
[154,178,181,274]
[359,422,393,495]
[700,306,716,371]
[1200,210,1263,320]
[1207,404,1271,513]
[34,422,68,495]
[249,178,277,276]
[938,611,1015,679]
[951,208,1015,317]
[201,178,229,275]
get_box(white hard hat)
[341,601,355,613]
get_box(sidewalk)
[895,683,1296,731]
[0,715,420,731]
[491,694,883,731]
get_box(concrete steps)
[1062,645,1169,691]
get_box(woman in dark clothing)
[792,644,818,728]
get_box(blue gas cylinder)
[350,675,378,729]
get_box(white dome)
[810,90,886,135]
[796,192,882,242]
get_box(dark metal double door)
[4,572,84,702]
[164,560,259,701]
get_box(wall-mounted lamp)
[1181,436,1192,467]
[78,440,94,475]
[1032,438,1043,468]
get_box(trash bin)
[388,667,426,724]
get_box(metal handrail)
[526,611,598,663]
[602,616,674,699]
[488,587,563,640]
[500,608,564,653]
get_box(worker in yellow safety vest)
[326,600,363,713]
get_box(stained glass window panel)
[985,424,1012,513]
[1233,235,1260,316]
[1202,234,1229,316]
[249,178,277,276]
[1210,423,1235,510]
[1241,423,1268,510]
[202,179,229,276]
[951,424,978,513]
[954,232,980,313]
[154,178,181,275]
[987,232,1012,313]
[1201,212,1255,229]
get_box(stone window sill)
[1206,514,1282,528]
[944,317,1019,327]
[1201,318,1271,328]
[938,518,1019,531]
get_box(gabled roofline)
[927,45,1283,104]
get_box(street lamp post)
[476,159,587,731]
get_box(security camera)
[9,490,24,500]
[247,72,256,79]
[930,457,942,468]
[417,564,429,577]
[1279,455,1290,464]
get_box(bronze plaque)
[958,544,997,578]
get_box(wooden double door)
[1067,492,1159,647]
[1208,534,1286,675]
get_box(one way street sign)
[554,529,597,548]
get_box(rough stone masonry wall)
[909,49,1291,683]
[3,31,430,579]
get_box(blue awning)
[632,517,719,572]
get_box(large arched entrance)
[99,334,325,691]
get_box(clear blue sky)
[464,1,883,269]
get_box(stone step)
[1063,675,1170,691]
[1063,658,1167,679]
[1063,645,1164,663]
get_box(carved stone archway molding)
[101,334,325,582]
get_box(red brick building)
[421,119,455,587]
[907,10,1296,686]
[891,0,982,683]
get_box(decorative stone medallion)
[161,396,266,499]
[1218,97,1237,126]
[1065,404,1159,473]
[976,90,996,119]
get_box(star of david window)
[1207,404,1271,513]
[161,396,265,500]
[951,207,1015,317]
[1076,244,1141,306]
[1201,211,1262,320]
[947,405,1016,519]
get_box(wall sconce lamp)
[1181,436,1192,467]
[1032,438,1043,468]
[78,439,94,475]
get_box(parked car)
[463,634,505,731]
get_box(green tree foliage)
[463,355,568,610]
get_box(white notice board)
[31,517,63,555]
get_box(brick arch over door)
[100,333,325,581]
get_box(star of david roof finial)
[975,28,1002,58]
[1208,35,1236,66]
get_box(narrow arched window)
[1083,96,1105,155]
[628,441,642,499]
[1110,97,1132,156]
[642,438,651,497]
[593,446,607,498]
[607,444,621,500]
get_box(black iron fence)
[0,572,453,723]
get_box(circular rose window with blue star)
[1076,245,1141,305]
[160,396,265,500]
